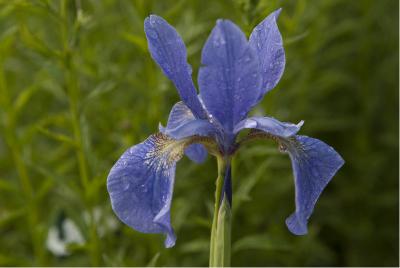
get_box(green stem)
[209,156,232,267]
[60,1,99,265]
[0,56,46,265]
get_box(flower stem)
[209,156,232,267]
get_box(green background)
[0,0,398,266]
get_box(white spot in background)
[83,207,118,237]
[46,219,85,257]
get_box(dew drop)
[140,184,148,193]
[122,176,130,190]
[208,114,214,123]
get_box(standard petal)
[249,8,285,101]
[198,19,262,131]
[164,101,195,130]
[107,133,190,247]
[284,135,344,235]
[144,15,206,119]
[159,101,216,140]
[234,116,304,138]
[161,101,208,163]
[164,119,216,140]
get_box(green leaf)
[210,196,231,267]
[86,176,105,202]
[35,177,55,201]
[232,234,291,252]
[233,159,271,212]
[146,252,161,267]
[13,85,38,117]
[0,26,17,53]
[180,239,209,253]
[0,178,18,193]
[19,24,61,59]
[84,81,116,103]
[0,208,26,228]
[164,0,186,19]
[37,127,76,146]
[121,32,147,52]
[285,30,309,45]
[0,254,30,266]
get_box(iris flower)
[107,9,344,250]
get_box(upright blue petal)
[164,118,216,140]
[198,19,262,131]
[284,135,344,235]
[160,101,208,163]
[159,101,196,134]
[234,116,304,138]
[107,133,189,247]
[160,101,216,140]
[249,8,285,101]
[144,15,206,119]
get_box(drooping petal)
[144,15,206,119]
[198,19,262,131]
[159,101,209,163]
[107,133,190,247]
[249,8,285,101]
[234,116,304,138]
[284,135,344,235]
[237,118,343,235]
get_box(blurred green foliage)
[0,0,398,266]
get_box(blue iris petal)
[184,144,207,163]
[161,101,208,163]
[236,116,344,236]
[163,101,195,130]
[107,134,186,248]
[164,119,216,140]
[234,116,304,138]
[249,8,285,102]
[198,19,262,131]
[144,15,206,119]
[285,135,344,235]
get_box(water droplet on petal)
[122,176,130,190]
[208,114,214,123]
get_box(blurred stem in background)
[209,156,232,267]
[0,37,46,265]
[59,0,99,265]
